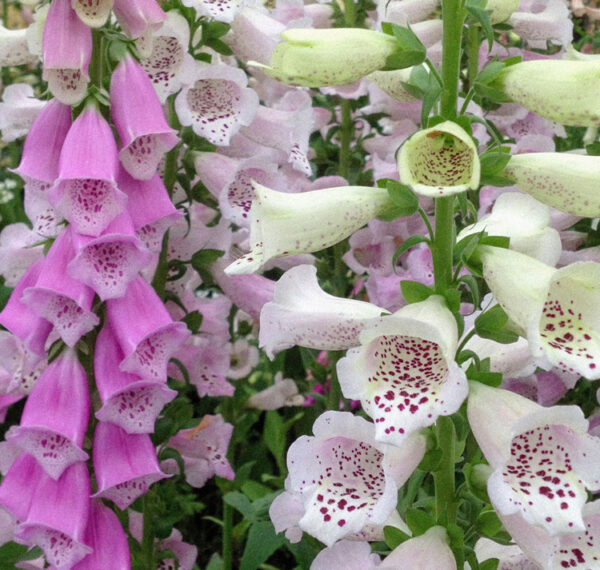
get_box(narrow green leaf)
[466,4,494,50]
[384,525,411,549]
[240,521,286,570]
[223,491,257,522]
[401,280,433,303]
[405,508,436,536]
[387,180,419,215]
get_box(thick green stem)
[142,492,157,569]
[465,25,480,94]
[433,197,455,292]
[343,0,357,27]
[440,0,465,119]
[434,415,457,525]
[223,500,234,570]
[90,30,104,89]
[338,99,353,181]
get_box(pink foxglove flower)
[225,183,393,274]
[112,0,166,39]
[6,350,89,480]
[71,0,114,28]
[175,64,259,147]
[42,0,92,105]
[310,540,381,570]
[259,264,387,357]
[337,295,468,445]
[16,461,92,568]
[0,84,46,142]
[94,321,177,434]
[21,229,99,347]
[110,54,178,180]
[0,452,45,523]
[93,421,169,509]
[270,411,425,547]
[247,372,304,410]
[468,381,600,535]
[509,0,572,50]
[479,246,600,379]
[106,276,190,380]
[380,526,456,569]
[48,104,126,237]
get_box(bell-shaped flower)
[508,0,572,50]
[225,183,394,275]
[182,0,242,23]
[274,410,425,547]
[0,260,52,357]
[398,120,480,197]
[110,54,178,180]
[71,0,114,28]
[380,526,456,569]
[106,276,190,380]
[0,331,47,397]
[0,452,45,523]
[497,60,600,127]
[6,350,89,480]
[247,372,304,410]
[310,540,381,570]
[251,28,401,87]
[48,104,126,237]
[16,461,92,568]
[0,24,36,66]
[175,64,259,147]
[68,213,153,300]
[0,84,46,143]
[21,229,99,347]
[72,500,131,570]
[479,246,600,379]
[94,321,177,434]
[468,381,600,535]
[457,192,562,265]
[337,296,468,446]
[0,223,44,287]
[42,0,92,105]
[112,0,166,39]
[259,264,387,358]
[502,152,600,217]
[92,421,169,509]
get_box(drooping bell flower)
[478,246,600,379]
[6,350,89,480]
[0,84,46,142]
[117,170,182,253]
[94,321,177,434]
[71,500,131,570]
[106,276,190,380]
[271,411,425,547]
[0,452,45,523]
[68,212,153,300]
[397,120,480,197]
[259,264,388,358]
[112,0,166,39]
[42,0,92,105]
[310,540,381,570]
[0,331,47,397]
[468,381,600,535]
[224,183,394,275]
[21,229,99,347]
[337,295,468,445]
[380,526,457,569]
[501,152,600,217]
[251,28,403,87]
[48,103,126,237]
[0,24,36,66]
[0,223,45,288]
[71,0,114,28]
[110,54,178,180]
[92,421,169,509]
[496,60,600,126]
[0,260,52,357]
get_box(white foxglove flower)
[337,296,468,445]
[0,24,36,66]
[225,183,393,275]
[398,120,480,197]
[380,526,456,569]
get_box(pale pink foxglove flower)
[112,0,166,40]
[337,295,468,446]
[71,0,114,28]
[509,0,573,50]
[0,223,44,287]
[377,0,437,27]
[227,338,259,379]
[0,24,36,66]
[380,526,456,569]
[474,537,539,569]
[310,540,381,570]
[247,372,304,410]
[468,381,600,536]
[0,84,45,142]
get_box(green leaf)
[405,508,436,536]
[181,310,203,334]
[421,76,443,128]
[466,0,494,51]
[476,509,504,537]
[206,38,233,56]
[443,288,461,314]
[479,149,511,175]
[0,543,42,566]
[240,521,286,570]
[224,491,257,522]
[264,411,286,467]
[381,23,427,69]
[468,369,503,387]
[401,280,433,304]
[190,248,224,283]
[475,305,519,344]
[392,234,430,268]
[418,448,443,471]
[387,180,419,215]
[480,235,509,248]
[457,275,480,310]
[206,552,224,570]
[480,559,500,570]
[586,142,600,156]
[384,525,411,549]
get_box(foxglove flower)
[0,84,46,142]
[468,381,600,535]
[42,0,92,105]
[175,64,259,147]
[0,223,44,287]
[259,264,387,357]
[479,246,600,379]
[503,153,600,217]
[6,350,89,480]
[71,0,114,28]
[225,183,394,274]
[497,60,600,126]
[337,296,468,445]
[380,526,456,569]
[311,540,381,570]
[48,104,126,237]
[509,0,572,50]
[111,54,178,180]
[112,0,166,39]
[398,120,480,197]
[182,0,242,23]
[0,452,45,523]
[0,24,36,66]
[247,372,304,410]
[106,276,190,380]
[252,28,402,87]
[93,421,169,509]
[94,321,177,434]
[272,411,425,547]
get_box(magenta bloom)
[112,0,166,39]
[21,229,99,347]
[92,421,169,509]
[106,276,190,380]
[42,0,92,105]
[0,452,44,523]
[6,350,89,480]
[48,105,126,237]
[94,320,177,434]
[111,55,178,180]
